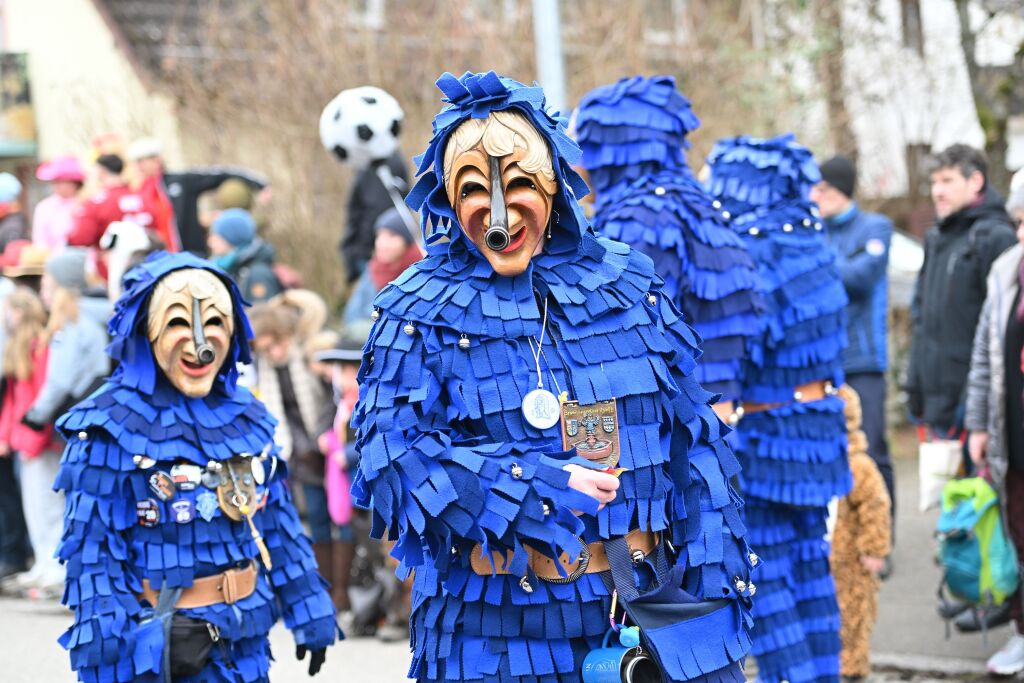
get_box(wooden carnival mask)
[147,269,234,398]
[444,110,557,277]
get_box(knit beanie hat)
[374,207,415,245]
[819,155,856,198]
[45,247,88,291]
[212,208,256,247]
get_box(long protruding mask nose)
[484,155,510,252]
[192,296,216,366]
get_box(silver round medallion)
[522,388,561,430]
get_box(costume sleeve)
[839,216,892,301]
[652,301,755,678]
[352,315,603,577]
[660,302,753,599]
[55,433,162,682]
[964,288,994,433]
[849,454,893,559]
[260,462,339,650]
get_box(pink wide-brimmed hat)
[36,155,86,183]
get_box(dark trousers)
[1006,468,1024,634]
[847,372,896,540]
[0,455,30,568]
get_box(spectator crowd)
[0,119,1023,681]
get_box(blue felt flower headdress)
[405,71,592,257]
[107,251,254,395]
[575,74,700,196]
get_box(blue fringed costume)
[352,71,755,682]
[55,253,339,683]
[706,135,851,683]
[575,75,761,404]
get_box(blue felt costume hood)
[705,133,821,217]
[575,75,700,200]
[405,71,592,259]
[108,251,254,396]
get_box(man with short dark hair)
[812,155,896,537]
[906,144,1016,448]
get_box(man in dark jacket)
[907,145,1016,438]
[813,155,896,530]
[341,151,409,284]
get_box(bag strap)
[604,536,641,602]
[601,535,673,605]
[154,587,184,683]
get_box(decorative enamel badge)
[561,398,621,468]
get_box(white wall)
[842,0,1023,198]
[3,0,184,166]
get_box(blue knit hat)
[211,208,255,247]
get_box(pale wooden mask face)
[148,269,234,398]
[444,111,557,277]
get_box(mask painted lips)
[180,357,213,377]
[500,225,529,254]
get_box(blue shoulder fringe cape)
[706,135,852,508]
[352,71,754,683]
[577,76,762,402]
[55,253,338,683]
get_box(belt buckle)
[220,569,239,604]
[537,535,590,585]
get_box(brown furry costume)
[831,384,893,678]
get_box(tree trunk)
[954,0,1021,195]
[814,0,859,161]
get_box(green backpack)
[936,477,1019,610]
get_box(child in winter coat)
[832,384,893,681]
[0,287,62,595]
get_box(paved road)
[870,437,1008,677]
[0,596,413,682]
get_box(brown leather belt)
[469,529,658,581]
[734,380,836,420]
[139,563,258,610]
[712,400,735,423]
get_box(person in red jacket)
[128,137,179,252]
[0,287,63,597]
[66,154,155,249]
